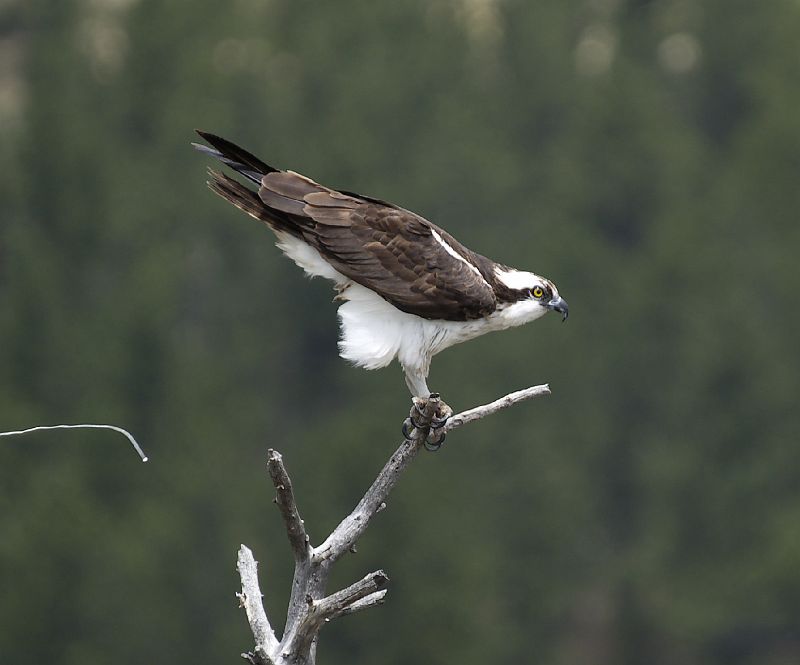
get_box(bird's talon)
[432,401,453,427]
[407,395,451,447]
[430,414,450,428]
[424,428,446,451]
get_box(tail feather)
[206,168,271,222]
[196,131,306,238]
[192,142,265,185]
[194,130,278,183]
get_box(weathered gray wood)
[285,570,390,658]
[236,545,279,663]
[267,449,310,561]
[329,589,388,618]
[315,395,440,563]
[237,387,550,664]
[266,449,313,631]
[443,383,551,432]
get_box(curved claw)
[430,414,450,429]
[424,428,446,451]
[401,417,415,440]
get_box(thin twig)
[0,424,148,462]
[237,545,280,658]
[443,384,551,432]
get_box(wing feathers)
[303,206,353,226]
[261,171,319,200]
[258,187,307,216]
[304,191,361,208]
[196,132,499,321]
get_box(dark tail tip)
[195,129,216,142]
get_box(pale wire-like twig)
[0,424,148,462]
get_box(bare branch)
[236,386,553,664]
[314,396,441,563]
[267,449,310,563]
[288,571,389,657]
[443,384,551,432]
[237,545,280,657]
[315,570,390,621]
[329,589,388,619]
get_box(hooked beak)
[547,296,569,322]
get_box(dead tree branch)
[444,383,551,432]
[328,589,388,619]
[315,394,440,563]
[237,546,279,665]
[267,451,310,562]
[237,385,550,665]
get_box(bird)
[193,131,568,430]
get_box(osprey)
[194,131,568,416]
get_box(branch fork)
[238,384,550,665]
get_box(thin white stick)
[0,424,149,462]
[443,384,551,432]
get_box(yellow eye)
[532,286,544,299]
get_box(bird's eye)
[532,286,544,299]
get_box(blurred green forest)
[1,0,799,663]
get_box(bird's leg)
[401,367,431,435]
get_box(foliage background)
[1,1,799,664]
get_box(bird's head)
[494,268,569,323]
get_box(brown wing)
[259,170,497,321]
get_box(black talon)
[430,414,450,429]
[407,394,450,447]
[424,429,446,451]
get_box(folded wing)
[197,131,498,321]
